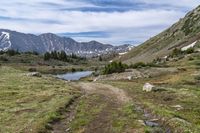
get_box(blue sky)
[0,0,199,45]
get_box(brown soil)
[51,82,132,133]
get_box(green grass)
[70,94,106,132]
[102,56,200,132]
[111,103,141,133]
[103,73,200,132]
[0,66,79,133]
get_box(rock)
[27,72,42,77]
[127,76,132,80]
[171,105,183,110]
[93,77,98,82]
[144,120,159,127]
[65,128,70,132]
[169,117,191,126]
[137,120,145,126]
[143,83,155,92]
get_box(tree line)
[44,51,86,62]
[0,49,39,56]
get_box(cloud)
[0,0,199,45]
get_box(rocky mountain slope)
[0,29,132,57]
[121,5,200,64]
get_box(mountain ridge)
[120,5,200,64]
[0,29,133,57]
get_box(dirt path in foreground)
[51,82,132,133]
[74,82,132,104]
[51,82,171,133]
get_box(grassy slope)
[0,53,108,74]
[120,5,200,64]
[0,66,80,133]
[105,54,200,132]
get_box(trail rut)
[51,82,132,133]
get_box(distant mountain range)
[121,5,200,64]
[0,29,133,57]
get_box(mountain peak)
[0,29,130,57]
[121,5,200,64]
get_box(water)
[56,71,93,81]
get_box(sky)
[0,0,200,45]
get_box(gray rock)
[171,105,184,110]
[143,83,156,92]
[27,72,42,77]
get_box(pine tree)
[44,52,51,60]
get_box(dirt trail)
[51,82,169,133]
[74,82,132,104]
[51,82,132,133]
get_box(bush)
[44,52,51,61]
[71,68,76,72]
[188,57,194,61]
[99,56,103,61]
[6,49,20,56]
[103,61,126,75]
[171,48,183,57]
[0,56,8,61]
[28,68,37,72]
[24,51,39,55]
[195,76,200,81]
[130,62,146,68]
[185,48,194,54]
[0,51,5,55]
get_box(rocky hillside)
[0,29,132,57]
[121,5,200,64]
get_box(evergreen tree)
[99,56,103,61]
[103,61,126,75]
[59,51,67,61]
[44,52,51,60]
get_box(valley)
[1,41,200,132]
[1,3,200,133]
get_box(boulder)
[127,76,132,80]
[27,72,42,77]
[143,83,155,92]
[171,105,183,110]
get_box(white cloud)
[0,0,199,45]
[0,10,185,32]
[138,0,200,8]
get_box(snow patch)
[119,52,127,55]
[0,31,12,51]
[181,41,197,51]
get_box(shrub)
[0,57,8,61]
[99,56,103,61]
[6,49,20,56]
[28,68,37,72]
[130,62,146,68]
[195,76,200,81]
[188,57,194,61]
[71,68,76,72]
[185,48,194,54]
[171,48,183,57]
[0,51,5,55]
[44,52,51,61]
[24,51,39,55]
[103,61,126,75]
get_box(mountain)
[0,29,132,57]
[121,5,200,64]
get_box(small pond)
[56,71,93,81]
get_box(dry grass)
[0,66,79,133]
